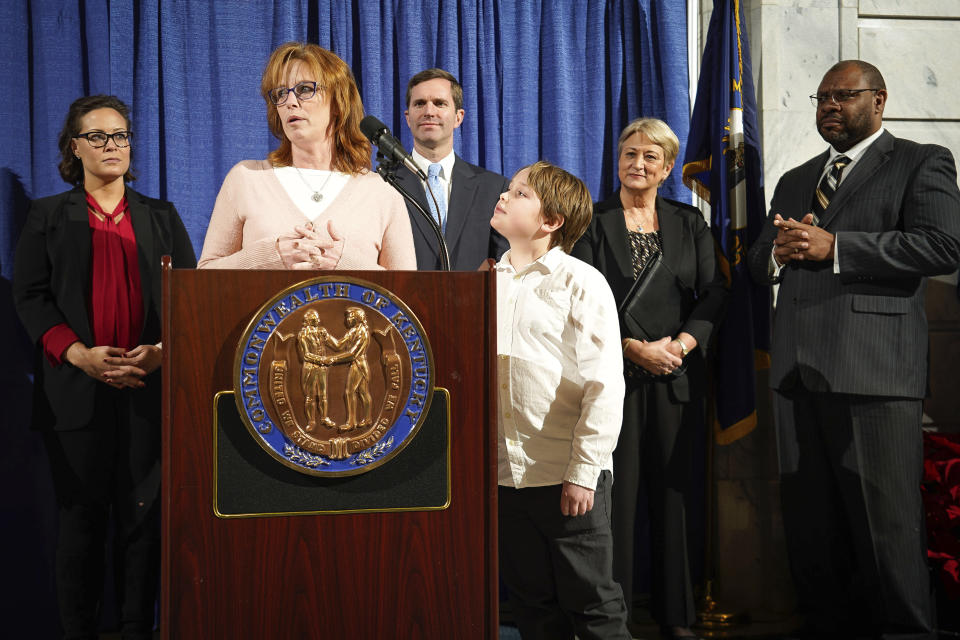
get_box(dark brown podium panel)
[161,266,497,639]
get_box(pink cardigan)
[198,159,416,270]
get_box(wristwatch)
[675,338,690,357]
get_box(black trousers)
[42,385,161,640]
[612,378,698,627]
[499,471,630,640]
[773,387,934,639]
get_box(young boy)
[490,161,630,640]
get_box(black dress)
[618,226,697,627]
[571,193,727,628]
[623,229,662,380]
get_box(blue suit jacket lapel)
[444,156,477,254]
[394,166,439,261]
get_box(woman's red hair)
[261,42,371,173]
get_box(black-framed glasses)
[73,130,132,148]
[268,81,322,105]
[809,89,879,107]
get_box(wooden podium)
[160,264,498,639]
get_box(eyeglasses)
[809,89,879,107]
[73,131,132,148]
[268,81,322,105]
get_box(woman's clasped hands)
[624,336,683,376]
[66,342,163,389]
[277,219,344,270]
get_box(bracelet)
[622,338,632,354]
[675,337,690,357]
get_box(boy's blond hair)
[521,161,593,253]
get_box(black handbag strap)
[617,252,667,315]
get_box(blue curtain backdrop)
[0,0,689,634]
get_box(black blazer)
[394,154,510,270]
[572,193,728,401]
[747,131,960,397]
[13,186,197,430]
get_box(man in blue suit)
[397,68,509,270]
[747,60,960,639]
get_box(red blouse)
[41,192,145,365]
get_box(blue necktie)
[426,162,447,233]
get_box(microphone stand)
[375,151,451,271]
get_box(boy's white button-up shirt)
[495,247,625,489]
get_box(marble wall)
[699,0,960,623]
[750,0,960,208]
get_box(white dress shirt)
[770,127,886,277]
[411,148,455,212]
[495,247,625,489]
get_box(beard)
[817,110,873,151]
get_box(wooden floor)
[58,609,960,639]
[497,606,804,639]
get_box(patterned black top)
[625,229,662,379]
[627,229,662,277]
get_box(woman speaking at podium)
[13,95,196,639]
[198,42,416,271]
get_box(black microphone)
[359,115,427,180]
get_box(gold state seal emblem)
[233,277,435,476]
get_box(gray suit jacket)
[747,131,960,397]
[395,155,509,270]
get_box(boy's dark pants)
[499,470,631,640]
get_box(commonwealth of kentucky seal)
[233,277,435,476]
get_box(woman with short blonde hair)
[573,117,727,640]
[617,117,680,164]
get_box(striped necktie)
[811,155,851,224]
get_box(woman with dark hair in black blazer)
[572,118,727,640]
[13,95,195,639]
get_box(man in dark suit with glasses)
[748,60,960,639]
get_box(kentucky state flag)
[682,0,770,444]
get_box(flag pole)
[695,376,746,631]
[688,0,765,631]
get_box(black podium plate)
[213,388,451,517]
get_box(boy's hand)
[561,481,595,516]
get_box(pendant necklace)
[626,209,645,232]
[295,166,334,202]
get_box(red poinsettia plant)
[923,432,960,601]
